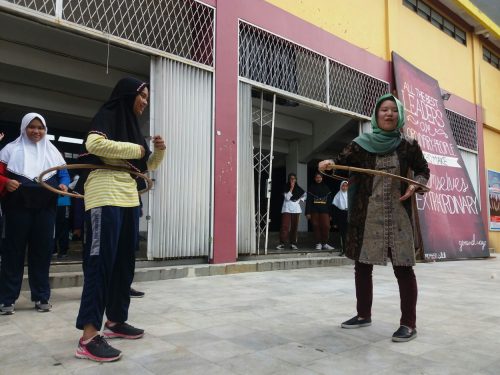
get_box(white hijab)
[0,113,65,181]
[333,181,348,210]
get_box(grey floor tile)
[2,258,500,374]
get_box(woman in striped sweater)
[75,77,165,362]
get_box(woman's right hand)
[318,159,335,172]
[6,179,20,192]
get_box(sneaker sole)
[130,295,145,298]
[341,322,372,329]
[75,349,122,362]
[103,331,144,340]
[392,333,417,342]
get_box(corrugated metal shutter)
[148,57,213,259]
[460,149,479,199]
[237,82,256,254]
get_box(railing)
[3,0,215,67]
[239,21,390,119]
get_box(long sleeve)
[86,133,142,160]
[409,140,430,186]
[305,191,312,215]
[146,149,165,171]
[57,168,70,186]
[0,162,8,197]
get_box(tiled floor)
[1,258,500,374]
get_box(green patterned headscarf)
[353,93,405,154]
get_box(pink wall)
[212,0,239,263]
[210,0,487,262]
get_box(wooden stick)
[320,165,430,193]
[37,164,154,199]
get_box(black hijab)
[81,77,151,172]
[283,173,305,202]
[308,173,331,198]
[75,77,151,194]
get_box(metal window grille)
[5,0,55,15]
[252,98,275,254]
[446,109,477,151]
[239,22,389,119]
[239,22,327,103]
[62,0,214,66]
[329,60,389,118]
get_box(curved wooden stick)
[320,165,430,193]
[37,164,154,199]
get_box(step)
[21,253,353,290]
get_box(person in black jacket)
[305,172,334,250]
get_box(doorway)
[0,12,150,263]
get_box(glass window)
[431,11,443,29]
[443,19,454,37]
[403,1,467,46]
[455,29,466,45]
[491,54,499,68]
[483,48,491,63]
[404,0,417,11]
[417,1,431,21]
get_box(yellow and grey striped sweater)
[84,133,165,211]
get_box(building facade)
[0,0,498,262]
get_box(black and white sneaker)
[0,304,15,315]
[341,315,372,329]
[291,244,299,250]
[75,335,122,362]
[276,244,285,250]
[130,288,145,298]
[392,325,417,342]
[34,301,52,312]
[103,322,144,339]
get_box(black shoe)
[341,315,372,329]
[34,300,52,312]
[75,335,122,362]
[392,325,417,342]
[103,322,145,339]
[130,288,145,298]
[57,254,69,260]
[0,303,15,315]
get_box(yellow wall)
[265,0,387,59]
[388,2,475,103]
[484,127,500,252]
[266,0,477,103]
[479,57,500,131]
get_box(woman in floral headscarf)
[319,93,430,342]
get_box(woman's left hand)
[152,135,166,150]
[59,184,68,192]
[399,184,416,201]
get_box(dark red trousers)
[310,213,330,244]
[279,213,300,244]
[354,259,418,329]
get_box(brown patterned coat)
[334,138,430,265]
